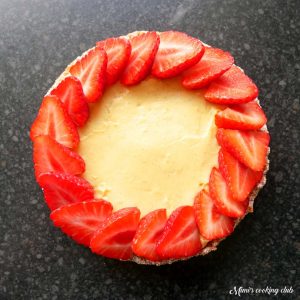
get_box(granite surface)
[0,0,299,299]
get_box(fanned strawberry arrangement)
[30,31,270,264]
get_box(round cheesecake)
[30,31,270,264]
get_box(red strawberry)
[156,206,202,259]
[215,101,267,130]
[205,65,259,104]
[50,76,89,127]
[182,47,234,89]
[30,95,79,149]
[219,149,263,202]
[121,31,160,85]
[38,172,94,211]
[209,167,248,218]
[132,209,167,261]
[50,200,113,247]
[194,189,234,240]
[69,46,107,103]
[90,207,140,260]
[33,135,85,178]
[152,31,204,78]
[97,37,131,85]
[216,128,270,171]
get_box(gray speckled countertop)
[0,0,299,299]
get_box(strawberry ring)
[30,31,270,265]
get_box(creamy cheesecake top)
[78,77,221,216]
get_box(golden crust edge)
[45,33,270,266]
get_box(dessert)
[30,31,270,264]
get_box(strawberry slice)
[33,135,85,178]
[219,149,263,202]
[69,46,107,103]
[50,200,113,247]
[215,101,267,130]
[50,76,89,127]
[156,206,202,259]
[132,209,167,261]
[30,95,79,149]
[205,65,259,104]
[97,37,131,85]
[194,189,234,240]
[90,207,140,260]
[121,31,160,85]
[152,31,204,78]
[38,172,94,211]
[217,128,270,171]
[209,167,248,218]
[182,47,234,89]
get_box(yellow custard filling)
[78,77,221,216]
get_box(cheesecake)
[30,31,270,264]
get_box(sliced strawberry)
[215,101,267,130]
[97,37,131,85]
[90,208,140,260]
[152,31,204,78]
[205,65,259,104]
[219,149,263,202]
[38,172,94,211]
[33,135,85,178]
[194,189,234,240]
[209,167,248,218]
[69,46,107,103]
[132,209,167,261]
[30,95,79,149]
[156,206,202,259]
[50,200,113,246]
[217,128,270,171]
[182,47,234,89]
[50,76,89,127]
[121,31,160,85]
